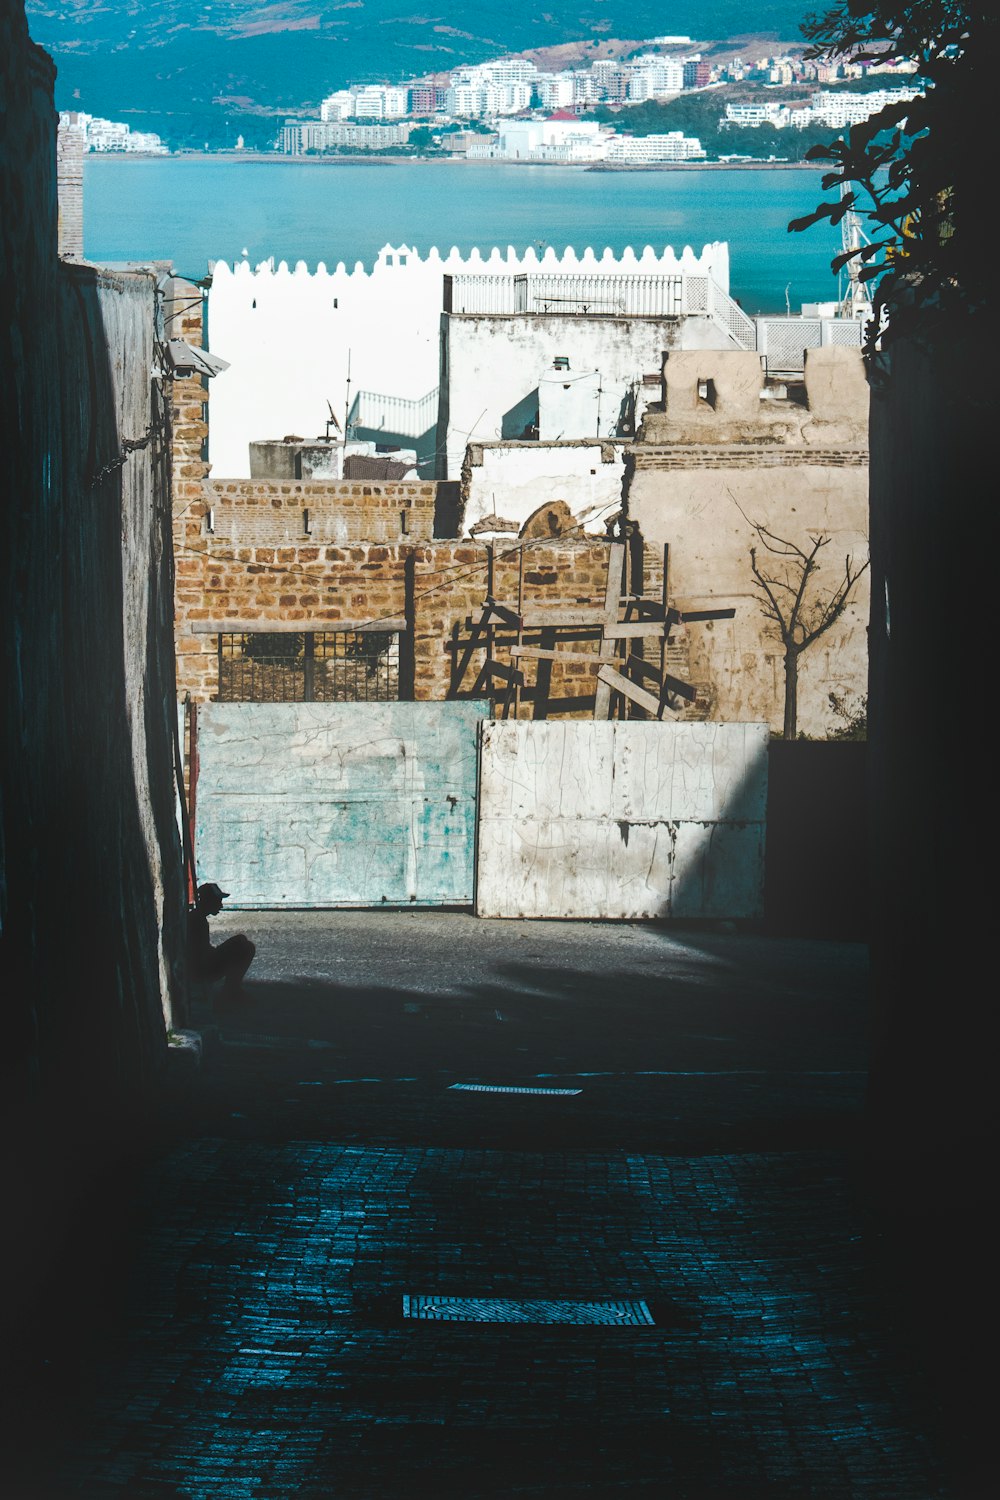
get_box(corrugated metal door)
[193,701,489,908]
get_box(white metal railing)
[707,280,757,350]
[349,387,439,438]
[447,272,687,317]
[754,316,863,372]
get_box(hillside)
[26,1,811,147]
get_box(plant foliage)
[788,2,993,357]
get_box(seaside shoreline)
[101,152,827,172]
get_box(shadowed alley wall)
[1,0,185,1313]
[867,339,991,1170]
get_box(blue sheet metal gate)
[192,701,489,908]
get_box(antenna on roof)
[325,399,341,439]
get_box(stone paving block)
[8,916,974,1498]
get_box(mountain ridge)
[27,2,811,145]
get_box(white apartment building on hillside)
[321,91,356,121]
[535,75,576,110]
[724,102,795,128]
[277,121,412,153]
[806,87,919,127]
[446,81,532,117]
[605,132,706,163]
[468,118,610,163]
[625,57,685,100]
[58,111,168,154]
[722,86,919,132]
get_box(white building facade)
[204,241,737,480]
[605,132,706,163]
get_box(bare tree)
[749,523,869,739]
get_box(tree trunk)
[783,647,798,739]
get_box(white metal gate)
[475,721,768,920]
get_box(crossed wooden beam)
[448,540,735,720]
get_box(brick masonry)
[631,445,869,470]
[55,117,84,260]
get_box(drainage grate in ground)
[222,1033,333,1052]
[403,1295,654,1325]
[449,1083,582,1096]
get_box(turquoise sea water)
[84,156,844,315]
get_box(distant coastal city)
[61,33,920,167]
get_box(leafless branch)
[800,553,871,649]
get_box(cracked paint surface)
[195,702,489,907]
[477,722,768,919]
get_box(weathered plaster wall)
[206,243,729,477]
[462,440,626,536]
[440,310,733,479]
[626,348,870,737]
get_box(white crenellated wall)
[206,241,730,478]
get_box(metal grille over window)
[218,630,399,703]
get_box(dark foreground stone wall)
[867,340,991,1170]
[864,335,992,1488]
[1,0,185,1329]
[765,741,868,939]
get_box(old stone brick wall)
[56,115,84,259]
[414,539,622,711]
[204,478,438,545]
[174,521,629,714]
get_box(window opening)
[218,630,400,702]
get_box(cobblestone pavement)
[8,915,986,1498]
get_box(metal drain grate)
[403,1295,654,1325]
[222,1034,333,1052]
[449,1083,582,1096]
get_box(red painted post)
[187,700,199,904]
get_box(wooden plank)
[532,627,557,721]
[619,599,666,620]
[661,544,671,701]
[484,597,523,629]
[519,606,609,626]
[604,621,670,640]
[594,542,626,720]
[484,543,495,698]
[511,646,602,665]
[662,673,698,704]
[514,545,525,720]
[482,659,524,685]
[625,656,698,703]
[596,664,662,718]
[679,607,736,622]
[193,617,407,635]
[626,653,661,685]
[451,609,490,695]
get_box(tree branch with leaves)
[750,523,870,738]
[788,2,993,362]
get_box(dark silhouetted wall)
[1,0,185,1322]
